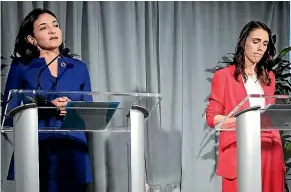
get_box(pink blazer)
[205,64,283,179]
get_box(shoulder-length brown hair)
[11,8,69,64]
[231,21,276,86]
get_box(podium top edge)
[9,90,162,98]
[7,103,37,117]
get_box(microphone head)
[61,48,70,55]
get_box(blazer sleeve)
[80,64,93,102]
[1,62,23,127]
[206,69,226,128]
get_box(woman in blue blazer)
[2,8,93,192]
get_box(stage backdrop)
[1,1,290,192]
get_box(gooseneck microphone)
[35,48,70,119]
[36,47,70,90]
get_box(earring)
[26,49,32,55]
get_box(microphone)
[35,48,70,119]
[36,47,70,90]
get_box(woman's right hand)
[214,115,237,129]
[51,96,71,116]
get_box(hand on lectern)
[51,96,71,116]
[214,115,237,129]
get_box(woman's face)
[28,13,63,51]
[244,28,269,65]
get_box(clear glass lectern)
[1,89,162,192]
[215,94,291,192]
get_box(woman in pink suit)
[206,21,285,192]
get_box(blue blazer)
[2,56,93,183]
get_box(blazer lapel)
[237,75,250,110]
[57,58,67,78]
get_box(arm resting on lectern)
[214,115,236,129]
[206,69,236,128]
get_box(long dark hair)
[11,8,70,64]
[232,21,276,86]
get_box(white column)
[237,109,261,192]
[14,107,39,192]
[130,108,145,192]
